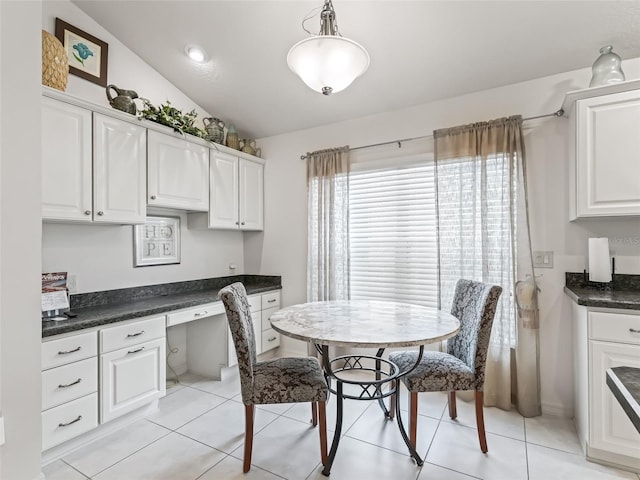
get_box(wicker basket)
[42,30,68,91]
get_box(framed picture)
[55,18,108,87]
[133,216,181,267]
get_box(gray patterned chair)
[219,282,328,472]
[389,279,502,453]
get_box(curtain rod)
[299,108,564,160]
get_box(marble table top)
[269,300,461,348]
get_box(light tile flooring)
[43,368,640,480]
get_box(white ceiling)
[72,0,640,139]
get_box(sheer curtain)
[434,116,541,417]
[307,147,351,302]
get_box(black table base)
[318,344,424,476]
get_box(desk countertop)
[564,272,640,311]
[606,366,640,434]
[42,275,281,338]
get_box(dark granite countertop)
[42,275,281,338]
[564,273,640,311]
[606,367,640,434]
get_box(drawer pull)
[194,311,209,317]
[58,346,81,355]
[58,378,82,389]
[267,299,277,303]
[267,336,277,342]
[58,415,82,427]
[630,328,640,333]
[128,346,145,355]
[127,330,145,338]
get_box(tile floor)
[43,367,640,480]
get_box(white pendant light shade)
[287,35,369,95]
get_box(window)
[349,143,437,307]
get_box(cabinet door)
[209,151,239,229]
[100,337,165,423]
[576,90,640,217]
[93,113,147,224]
[590,340,640,458]
[147,130,209,211]
[239,159,264,231]
[42,97,92,222]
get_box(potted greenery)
[138,99,207,139]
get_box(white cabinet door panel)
[100,337,165,423]
[239,159,264,230]
[42,97,92,221]
[42,393,98,451]
[147,130,209,211]
[209,151,239,228]
[93,113,147,224]
[590,340,640,458]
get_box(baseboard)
[541,401,573,418]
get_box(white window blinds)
[349,146,437,308]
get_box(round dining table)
[269,299,460,476]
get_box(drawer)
[42,331,97,371]
[42,357,98,411]
[590,311,640,345]
[165,302,224,327]
[262,328,280,352]
[42,392,98,451]
[247,294,261,313]
[100,316,165,354]
[262,306,279,331]
[261,291,281,310]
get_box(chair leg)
[318,401,328,465]
[475,390,488,453]
[311,401,318,426]
[409,391,418,448]
[448,391,457,419]
[389,380,396,420]
[243,404,254,472]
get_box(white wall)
[40,1,248,294]
[42,0,210,127]
[1,1,43,479]
[254,59,640,417]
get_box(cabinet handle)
[84,210,91,215]
[58,378,82,389]
[194,311,209,317]
[127,346,145,355]
[235,221,239,225]
[267,336,277,342]
[58,346,81,355]
[630,328,640,333]
[58,415,82,427]
[150,195,157,200]
[241,222,245,225]
[97,211,104,216]
[126,330,145,338]
[267,299,277,303]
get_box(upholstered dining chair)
[389,279,502,453]
[219,282,328,472]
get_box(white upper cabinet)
[147,130,209,211]
[566,81,640,219]
[42,97,147,224]
[189,150,264,230]
[42,97,93,222]
[93,113,147,224]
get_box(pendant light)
[287,0,370,95]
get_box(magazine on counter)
[41,272,69,312]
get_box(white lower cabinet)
[572,304,640,471]
[100,337,166,423]
[41,331,98,451]
[99,316,166,423]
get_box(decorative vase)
[226,123,239,150]
[589,45,625,87]
[239,139,257,156]
[203,117,225,144]
[42,30,69,91]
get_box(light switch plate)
[533,251,553,268]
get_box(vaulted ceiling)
[73,1,640,139]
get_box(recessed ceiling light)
[185,44,207,63]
